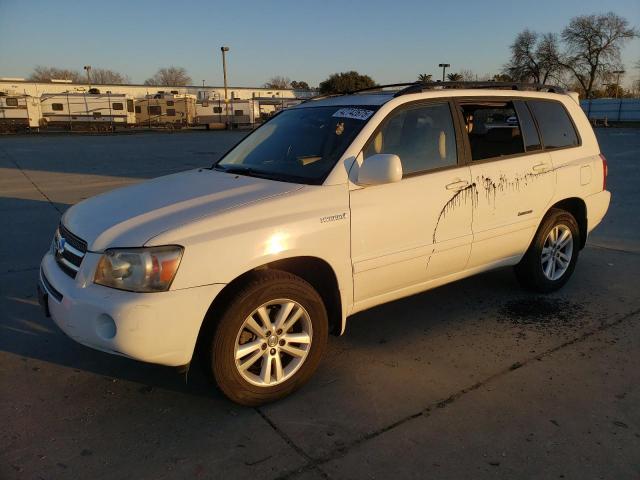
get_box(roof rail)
[391,81,566,97]
[302,81,566,103]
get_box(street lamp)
[83,65,91,87]
[439,63,450,82]
[613,70,625,99]
[220,46,230,128]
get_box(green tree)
[418,73,433,82]
[318,71,376,94]
[446,72,463,81]
[290,80,310,90]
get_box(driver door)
[350,101,473,306]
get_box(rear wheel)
[515,208,580,293]
[208,270,328,406]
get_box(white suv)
[38,82,610,405]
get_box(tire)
[207,270,328,406]
[515,208,580,293]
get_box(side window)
[127,99,134,112]
[528,100,579,149]
[213,106,222,113]
[459,101,525,161]
[234,109,243,116]
[166,100,175,107]
[6,98,18,107]
[135,105,141,114]
[112,102,124,110]
[514,100,541,152]
[52,103,64,111]
[166,108,176,117]
[148,105,161,116]
[364,102,458,176]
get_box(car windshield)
[214,105,377,184]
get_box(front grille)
[55,224,88,278]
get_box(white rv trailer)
[135,93,196,128]
[0,94,43,132]
[40,92,136,130]
[194,99,257,128]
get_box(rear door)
[350,100,473,305]
[456,98,555,268]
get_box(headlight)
[94,246,183,292]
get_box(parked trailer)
[40,92,136,130]
[194,99,257,129]
[135,94,196,128]
[0,94,43,132]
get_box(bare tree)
[144,67,192,86]
[503,30,563,84]
[90,68,130,84]
[418,73,433,82]
[561,12,638,98]
[29,66,82,82]
[264,76,291,89]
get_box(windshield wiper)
[214,164,310,184]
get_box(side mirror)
[357,154,403,186]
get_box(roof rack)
[303,81,566,103]
[394,81,566,96]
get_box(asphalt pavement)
[0,129,638,479]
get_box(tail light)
[599,153,608,191]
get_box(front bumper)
[39,251,224,366]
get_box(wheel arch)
[548,197,587,249]
[194,255,343,364]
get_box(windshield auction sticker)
[332,108,374,121]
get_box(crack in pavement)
[256,407,331,479]
[0,146,62,214]
[276,306,640,479]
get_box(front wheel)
[208,270,328,406]
[515,208,580,293]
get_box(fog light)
[95,314,117,340]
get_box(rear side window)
[459,101,525,161]
[112,102,123,110]
[364,102,458,176]
[6,98,18,106]
[148,105,161,116]
[52,103,64,111]
[514,101,541,152]
[166,108,176,116]
[528,100,579,149]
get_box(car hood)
[61,169,303,251]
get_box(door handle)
[446,179,469,191]
[532,162,550,173]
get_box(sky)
[0,0,638,88]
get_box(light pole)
[613,70,625,99]
[220,46,230,128]
[83,65,92,88]
[439,63,450,82]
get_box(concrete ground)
[0,129,638,480]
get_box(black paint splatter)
[432,165,566,242]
